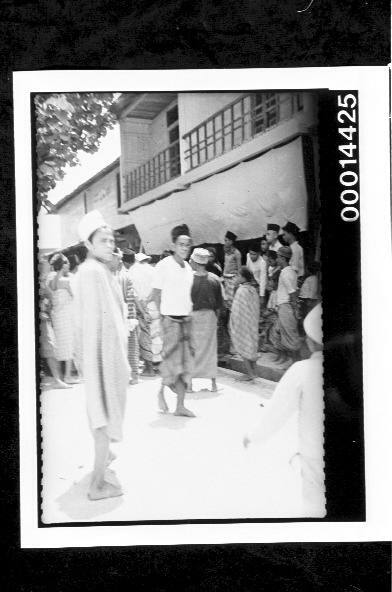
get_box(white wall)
[150,97,178,155]
[178,92,243,135]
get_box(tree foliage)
[35,92,116,210]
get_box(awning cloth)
[130,136,308,254]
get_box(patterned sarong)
[191,309,218,379]
[125,278,139,375]
[229,283,260,361]
[270,302,301,353]
[160,316,194,389]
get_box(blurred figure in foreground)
[244,304,325,518]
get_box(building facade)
[52,157,141,258]
[113,91,320,259]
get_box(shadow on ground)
[54,473,124,521]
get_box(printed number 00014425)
[337,94,359,222]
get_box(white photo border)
[14,66,392,548]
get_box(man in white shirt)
[282,221,304,278]
[243,304,325,517]
[266,223,281,252]
[246,241,267,308]
[151,224,195,417]
[270,246,301,364]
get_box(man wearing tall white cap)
[243,304,325,517]
[73,210,129,501]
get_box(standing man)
[270,246,301,364]
[265,223,281,252]
[243,304,325,517]
[222,230,242,311]
[129,252,156,377]
[246,241,267,309]
[282,221,304,278]
[189,248,223,393]
[118,248,135,301]
[151,224,195,417]
[74,210,129,501]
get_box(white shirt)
[128,262,155,301]
[289,241,304,277]
[276,265,297,305]
[152,255,194,316]
[246,253,267,297]
[250,351,324,462]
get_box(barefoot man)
[74,210,130,500]
[151,225,195,417]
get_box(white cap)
[303,303,323,345]
[135,252,151,263]
[78,210,107,242]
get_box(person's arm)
[235,249,242,272]
[150,288,162,313]
[244,364,301,447]
[258,257,267,303]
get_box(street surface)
[41,368,303,523]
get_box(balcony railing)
[183,93,303,171]
[125,140,180,201]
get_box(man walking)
[189,248,223,392]
[246,241,267,309]
[282,221,304,278]
[151,225,195,417]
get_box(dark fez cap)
[282,221,300,236]
[267,223,280,233]
[225,230,237,241]
[171,224,191,242]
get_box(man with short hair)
[246,241,267,308]
[243,304,325,518]
[151,225,195,417]
[282,221,304,278]
[270,246,301,364]
[223,230,242,310]
[266,223,281,252]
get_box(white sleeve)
[249,364,301,445]
[283,268,297,294]
[258,257,267,297]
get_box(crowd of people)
[39,210,323,512]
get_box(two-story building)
[112,91,320,261]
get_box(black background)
[1,0,390,590]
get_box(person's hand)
[243,435,251,449]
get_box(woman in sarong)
[230,266,260,382]
[74,210,130,501]
[189,248,223,392]
[48,253,78,383]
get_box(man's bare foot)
[174,406,195,418]
[158,390,169,413]
[52,379,72,389]
[104,468,121,488]
[88,480,123,501]
[129,377,139,385]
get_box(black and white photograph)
[14,68,391,547]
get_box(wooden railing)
[183,93,303,171]
[124,140,180,201]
